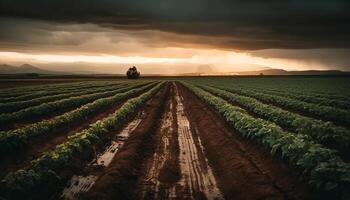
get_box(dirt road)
[137,83,224,199]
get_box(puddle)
[61,111,145,200]
[60,175,98,200]
[95,116,143,167]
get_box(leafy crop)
[182,81,350,198]
[0,81,125,102]
[0,82,164,199]
[0,82,157,156]
[213,85,350,127]
[0,82,130,114]
[0,81,152,129]
[244,86,350,110]
[199,85,350,155]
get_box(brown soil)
[157,93,180,186]
[82,83,170,200]
[0,96,131,179]
[177,83,323,200]
[132,83,224,200]
[147,85,181,186]
[133,84,181,199]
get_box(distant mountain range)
[0,64,64,74]
[181,68,350,76]
[236,68,350,76]
[1,64,349,76]
[0,64,97,75]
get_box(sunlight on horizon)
[0,50,328,73]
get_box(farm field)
[0,77,349,200]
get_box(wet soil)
[135,85,181,199]
[135,83,224,200]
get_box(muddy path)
[134,83,224,200]
[0,97,133,179]
[177,83,323,200]
[135,85,180,199]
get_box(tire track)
[171,84,223,200]
[139,98,175,199]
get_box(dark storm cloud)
[251,49,350,70]
[0,0,349,50]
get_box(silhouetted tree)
[126,66,140,79]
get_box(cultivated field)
[0,77,349,200]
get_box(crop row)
[0,81,105,98]
[0,82,152,130]
[0,81,93,98]
[243,84,350,103]
[0,82,164,199]
[0,80,125,95]
[211,85,350,127]
[0,82,131,114]
[182,82,350,198]
[199,85,350,155]
[0,82,158,156]
[0,81,125,103]
[193,78,350,102]
[242,85,350,110]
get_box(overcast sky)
[0,0,349,74]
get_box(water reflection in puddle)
[61,111,145,200]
